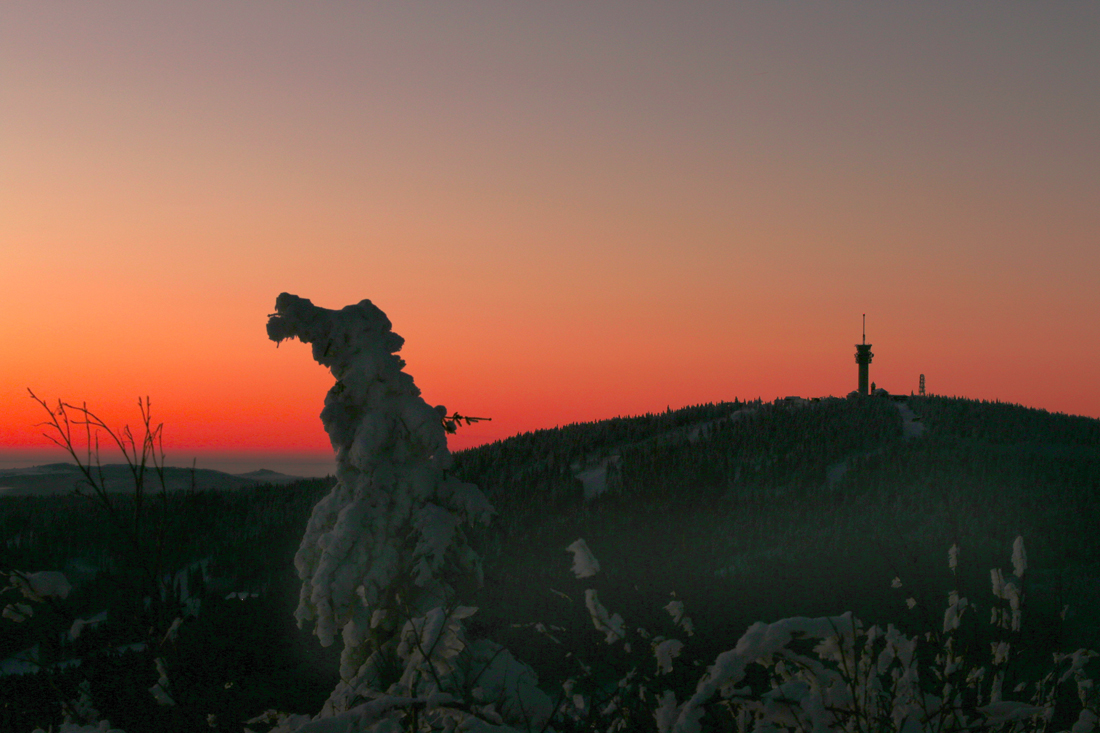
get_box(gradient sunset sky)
[3,3,1098,475]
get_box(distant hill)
[0,463,304,496]
[234,468,304,486]
[451,393,1100,654]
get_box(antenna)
[854,314,873,395]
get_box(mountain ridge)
[451,393,1100,653]
[0,462,304,496]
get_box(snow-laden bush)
[265,293,1098,733]
[549,535,1100,733]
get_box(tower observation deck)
[855,314,873,396]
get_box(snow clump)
[566,538,601,579]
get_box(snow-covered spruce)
[267,294,550,729]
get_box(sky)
[2,2,1098,476]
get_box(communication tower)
[919,374,925,396]
[854,314,873,396]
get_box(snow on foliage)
[664,597,694,637]
[656,536,1099,733]
[565,538,600,579]
[653,638,684,675]
[673,614,857,733]
[304,605,552,733]
[11,570,72,601]
[267,294,551,731]
[1012,535,1028,579]
[584,589,626,645]
[267,294,493,673]
[3,570,72,625]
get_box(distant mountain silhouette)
[234,468,304,485]
[0,463,303,496]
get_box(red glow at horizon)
[2,4,1099,467]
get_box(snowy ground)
[895,401,925,438]
[577,458,619,500]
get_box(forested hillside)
[453,395,1100,684]
[3,394,1099,731]
[1,478,341,731]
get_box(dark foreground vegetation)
[2,394,1099,731]
[1,477,341,731]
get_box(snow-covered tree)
[266,293,551,730]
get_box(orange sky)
[3,3,1098,475]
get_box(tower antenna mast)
[854,314,874,395]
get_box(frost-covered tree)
[266,294,551,730]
